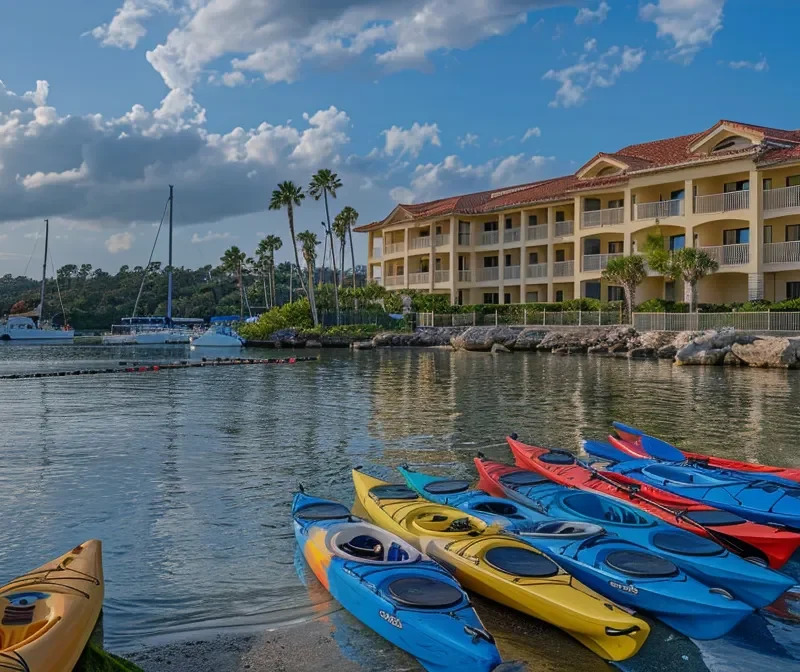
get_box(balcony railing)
[408,271,430,284]
[372,277,383,286]
[504,265,521,280]
[553,260,574,277]
[504,228,521,244]
[479,231,500,246]
[384,242,404,256]
[699,243,749,266]
[554,220,574,237]
[693,190,749,214]
[477,267,500,282]
[385,275,405,286]
[458,233,471,246]
[527,263,548,279]
[410,236,431,250]
[764,241,800,265]
[583,253,623,272]
[457,270,472,282]
[434,270,450,283]
[635,198,685,220]
[371,247,383,259]
[765,184,800,212]
[434,234,450,247]
[527,223,549,241]
[582,207,624,228]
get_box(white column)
[449,216,457,303]
[498,214,506,304]
[748,169,764,300]
[520,209,528,304]
[547,206,555,302]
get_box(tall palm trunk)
[348,223,357,311]
[626,284,635,324]
[270,254,277,307]
[339,239,346,288]
[237,265,244,320]
[306,261,318,325]
[262,260,270,309]
[287,203,307,299]
[323,190,340,323]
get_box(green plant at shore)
[602,255,647,321]
[76,643,143,672]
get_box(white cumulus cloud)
[725,56,768,72]
[640,0,725,64]
[522,127,542,142]
[191,230,231,243]
[575,2,610,24]
[458,132,479,148]
[105,231,135,253]
[382,122,441,159]
[89,0,172,50]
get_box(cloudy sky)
[0,1,790,275]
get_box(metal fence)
[416,310,625,328]
[633,312,800,333]
[319,311,403,328]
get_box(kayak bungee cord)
[2,566,101,601]
[0,651,29,672]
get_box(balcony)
[457,270,472,282]
[693,190,749,215]
[371,247,383,260]
[764,241,800,266]
[385,274,405,287]
[553,260,574,277]
[699,243,749,267]
[372,276,383,286]
[527,262,548,279]
[583,207,624,228]
[504,228,521,244]
[385,242,404,256]
[409,236,431,251]
[477,267,500,282]
[479,231,500,246]
[458,233,471,246]
[408,272,430,285]
[527,223,549,241]
[434,270,450,283]
[635,198,685,221]
[583,253,622,272]
[765,184,800,214]
[504,265,521,280]
[554,220,574,237]
[434,234,450,247]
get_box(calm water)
[1,344,800,671]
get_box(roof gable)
[576,153,631,179]
[689,122,764,154]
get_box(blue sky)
[0,0,793,275]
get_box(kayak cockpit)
[643,464,731,486]
[520,521,605,539]
[328,523,421,565]
[561,493,650,526]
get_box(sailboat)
[0,220,74,342]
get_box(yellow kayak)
[353,470,649,662]
[0,540,104,672]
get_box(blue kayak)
[292,491,515,672]
[585,438,800,532]
[475,457,794,610]
[399,467,754,640]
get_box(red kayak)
[614,425,800,485]
[508,436,800,569]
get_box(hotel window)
[528,215,538,226]
[529,252,539,264]
[397,265,404,275]
[505,218,513,229]
[435,225,442,235]
[504,293,512,304]
[608,286,625,302]
[483,256,499,268]
[458,256,468,271]
[665,282,676,302]
[484,220,498,232]
[434,257,442,271]
[669,234,685,251]
[484,292,499,304]
[787,176,800,187]
[584,198,601,212]
[555,290,564,302]
[419,259,429,272]
[526,291,539,302]
[504,254,512,267]
[584,238,601,255]
[724,180,750,192]
[585,282,601,300]
[555,249,566,262]
[608,241,624,253]
[670,189,685,201]
[723,228,749,245]
[555,211,566,222]
[608,199,624,209]
[787,283,800,300]
[457,290,464,305]
[763,178,773,191]
[764,226,772,244]
[788,225,800,242]
[419,227,430,238]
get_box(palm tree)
[269,181,306,300]
[666,248,719,313]
[332,211,348,288]
[297,230,320,326]
[341,206,359,292]
[256,235,282,308]
[220,246,248,320]
[309,169,343,319]
[602,255,647,322]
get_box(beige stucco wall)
[765,271,800,301]
[697,272,748,304]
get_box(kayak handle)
[709,587,734,600]
[464,625,495,644]
[605,625,640,637]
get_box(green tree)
[309,169,342,320]
[341,206,359,292]
[269,181,306,301]
[296,231,320,326]
[332,211,348,288]
[220,246,248,320]
[78,263,93,283]
[256,235,282,308]
[602,255,647,320]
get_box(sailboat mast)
[39,219,49,322]
[167,185,174,323]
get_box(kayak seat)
[538,451,576,465]
[499,472,549,488]
[652,531,723,557]
[387,577,463,609]
[370,485,419,500]
[295,502,351,521]
[683,510,746,527]
[341,535,383,560]
[605,550,680,578]
[424,479,472,495]
[483,546,560,578]
[472,501,522,518]
[386,543,409,562]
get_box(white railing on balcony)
[372,276,383,286]
[434,234,450,247]
[479,231,500,246]
[384,242,404,256]
[457,270,472,282]
[458,233,471,246]
[527,223,549,241]
[554,220,574,237]
[764,241,800,265]
[434,270,450,283]
[582,207,624,228]
[583,253,623,272]
[477,267,500,282]
[408,271,430,285]
[693,190,750,214]
[504,228,521,244]
[504,265,521,280]
[765,184,800,212]
[527,263,548,279]
[553,260,574,277]
[700,243,749,266]
[371,247,383,259]
[410,236,431,250]
[385,274,405,286]
[635,198,685,220]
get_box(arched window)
[596,165,621,177]
[711,135,752,153]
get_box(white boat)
[191,326,244,348]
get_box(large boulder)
[513,329,548,351]
[491,343,512,355]
[657,344,678,359]
[675,329,760,366]
[451,326,521,352]
[731,337,800,368]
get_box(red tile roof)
[358,119,800,231]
